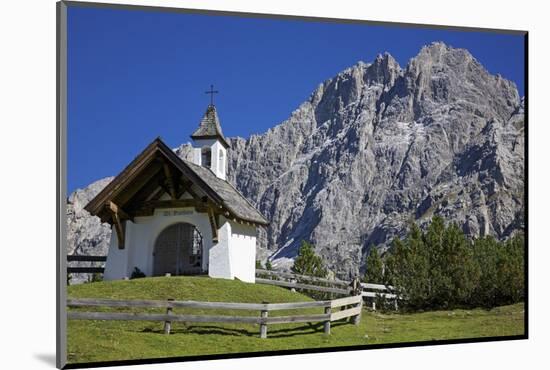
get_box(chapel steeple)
[190,104,230,148]
[191,86,229,180]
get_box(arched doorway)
[153,223,204,276]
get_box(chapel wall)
[228,221,257,283]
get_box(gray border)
[56,1,68,369]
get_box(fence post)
[260,310,268,339]
[351,297,362,326]
[324,306,331,335]
[290,278,296,293]
[163,298,174,335]
[372,301,376,311]
[394,298,398,311]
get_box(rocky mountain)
[66,177,113,283]
[67,42,525,278]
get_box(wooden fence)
[65,258,398,309]
[255,269,399,310]
[67,295,362,338]
[67,255,106,274]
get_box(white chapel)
[85,102,269,283]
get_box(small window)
[201,147,211,168]
[219,149,224,174]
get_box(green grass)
[67,276,525,364]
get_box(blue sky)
[67,5,525,193]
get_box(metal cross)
[205,84,219,105]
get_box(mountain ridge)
[67,42,525,279]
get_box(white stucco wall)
[208,219,233,280]
[207,218,257,283]
[103,211,257,283]
[192,138,227,180]
[103,225,128,280]
[211,141,227,180]
[103,208,213,280]
[228,220,257,283]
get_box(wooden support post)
[207,207,219,243]
[163,299,174,335]
[290,278,296,293]
[106,201,131,220]
[324,306,331,335]
[260,310,268,339]
[372,301,376,311]
[162,163,178,200]
[352,298,362,326]
[394,299,398,311]
[112,211,126,249]
[104,201,129,249]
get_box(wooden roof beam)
[208,206,219,243]
[106,201,131,221]
[112,212,126,249]
[113,159,164,206]
[147,186,165,202]
[104,201,127,249]
[162,163,178,200]
[132,199,208,212]
[178,179,201,200]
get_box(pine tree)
[472,235,501,307]
[440,223,480,307]
[291,240,327,277]
[364,247,384,283]
[499,233,525,304]
[386,222,430,309]
[384,216,525,310]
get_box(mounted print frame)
[57,1,528,368]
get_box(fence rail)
[67,255,107,262]
[67,295,362,339]
[67,267,105,274]
[67,255,106,275]
[255,277,350,295]
[256,269,350,288]
[255,269,400,311]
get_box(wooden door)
[153,223,203,276]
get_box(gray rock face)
[66,177,113,283]
[67,42,524,279]
[227,42,524,275]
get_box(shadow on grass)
[140,320,352,339]
[265,320,351,338]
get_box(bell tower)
[190,86,229,180]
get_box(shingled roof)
[191,104,229,148]
[84,137,269,226]
[182,159,269,225]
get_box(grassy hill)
[67,276,525,364]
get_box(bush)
[130,267,146,279]
[90,272,103,283]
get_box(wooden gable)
[84,137,268,249]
